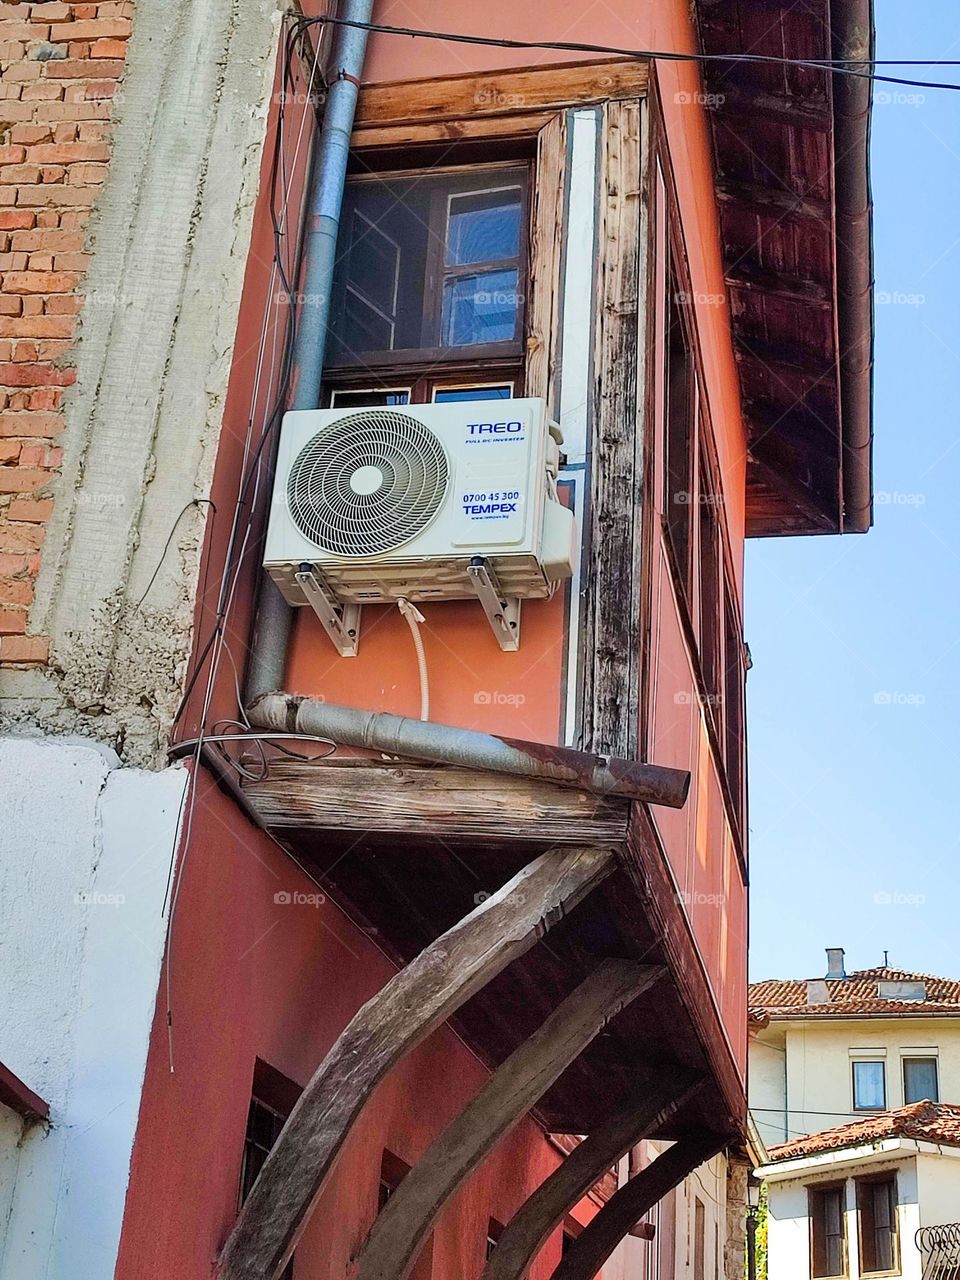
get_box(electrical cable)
[398,597,430,722]
[309,15,960,93]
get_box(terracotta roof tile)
[768,1102,960,1162]
[749,967,960,1019]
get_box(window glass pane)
[447,188,522,266]
[433,385,512,403]
[441,268,520,346]
[330,389,411,408]
[904,1057,938,1103]
[853,1061,886,1110]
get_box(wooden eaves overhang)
[696,0,874,536]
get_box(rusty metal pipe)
[248,694,691,809]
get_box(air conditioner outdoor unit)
[264,398,576,654]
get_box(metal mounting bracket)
[467,556,521,652]
[294,564,361,657]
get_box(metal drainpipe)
[245,0,375,703]
[248,693,693,809]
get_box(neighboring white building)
[749,950,960,1280]
[756,1102,960,1280]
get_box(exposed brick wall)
[0,0,132,665]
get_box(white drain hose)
[397,597,429,722]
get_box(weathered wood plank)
[550,1131,727,1280]
[352,112,554,149]
[581,98,647,757]
[356,962,665,1280]
[353,60,649,131]
[526,112,566,411]
[482,1070,703,1280]
[217,845,619,1280]
[242,757,629,846]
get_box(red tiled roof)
[768,1102,960,1162]
[749,967,960,1019]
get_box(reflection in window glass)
[433,385,512,403]
[330,388,411,408]
[447,189,522,266]
[442,268,520,346]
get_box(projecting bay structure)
[0,0,873,1278]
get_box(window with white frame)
[852,1060,886,1111]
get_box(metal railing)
[917,1224,960,1280]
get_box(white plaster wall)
[0,737,186,1280]
[671,1154,729,1280]
[749,1020,960,1142]
[750,1032,788,1149]
[766,1157,920,1280]
[0,1107,23,1251]
[915,1150,960,1228]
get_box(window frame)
[809,1182,848,1280]
[856,1175,900,1277]
[326,162,532,373]
[852,1060,887,1112]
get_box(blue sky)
[746,1,960,982]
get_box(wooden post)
[355,961,666,1280]
[217,844,618,1280]
[482,1070,704,1280]
[550,1131,728,1280]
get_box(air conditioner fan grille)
[287,410,449,557]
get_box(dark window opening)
[328,165,529,370]
[486,1218,504,1261]
[810,1184,847,1278]
[857,1177,898,1275]
[903,1057,938,1104]
[693,1197,706,1280]
[239,1061,301,1279]
[378,1149,411,1212]
[664,263,696,600]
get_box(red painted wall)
[115,770,598,1280]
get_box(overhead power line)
[311,15,960,94]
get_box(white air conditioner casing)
[264,398,575,606]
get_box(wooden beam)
[482,1070,704,1280]
[581,97,647,758]
[353,60,649,131]
[352,112,555,150]
[525,111,566,410]
[726,264,831,307]
[355,962,666,1280]
[217,845,618,1280]
[716,179,830,223]
[242,758,629,847]
[711,86,831,132]
[550,1131,728,1280]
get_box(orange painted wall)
[114,770,599,1280]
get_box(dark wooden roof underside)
[697,0,874,536]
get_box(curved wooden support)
[550,1130,728,1280]
[356,961,666,1280]
[481,1069,705,1280]
[218,844,618,1280]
